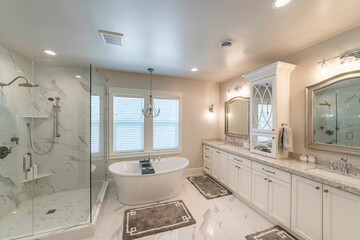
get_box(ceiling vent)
[99,30,124,46]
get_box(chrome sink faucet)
[338,156,349,174]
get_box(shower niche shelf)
[21,173,51,183]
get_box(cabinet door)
[219,151,227,185]
[323,185,360,240]
[211,149,220,180]
[238,165,251,202]
[227,159,238,193]
[250,76,276,133]
[268,177,291,228]
[291,175,322,240]
[250,133,276,158]
[252,170,268,213]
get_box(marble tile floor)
[0,188,97,240]
[83,177,274,240]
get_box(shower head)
[319,101,331,106]
[0,76,39,88]
[18,82,39,88]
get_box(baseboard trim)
[184,167,204,177]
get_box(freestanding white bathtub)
[109,157,189,205]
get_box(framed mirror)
[306,71,360,155]
[225,96,250,138]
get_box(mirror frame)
[305,70,360,156]
[225,96,250,138]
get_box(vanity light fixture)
[320,59,328,77]
[317,49,360,73]
[271,0,293,9]
[227,85,242,99]
[43,49,57,56]
[191,68,198,72]
[142,68,160,118]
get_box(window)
[113,96,144,152]
[91,95,100,153]
[110,88,182,156]
[153,98,179,150]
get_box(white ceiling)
[1,0,360,82]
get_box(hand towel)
[279,126,293,152]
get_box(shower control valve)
[0,146,12,159]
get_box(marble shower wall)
[0,45,33,219]
[0,44,107,219]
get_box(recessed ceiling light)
[191,68,198,72]
[219,40,232,49]
[43,49,57,56]
[271,0,293,9]
[75,75,82,79]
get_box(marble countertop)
[203,140,360,196]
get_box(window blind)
[153,98,179,150]
[91,95,100,153]
[113,96,144,152]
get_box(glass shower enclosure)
[0,45,107,240]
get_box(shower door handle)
[23,152,32,172]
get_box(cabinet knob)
[272,129,275,131]
[264,178,268,181]
[324,189,329,193]
[268,180,272,182]
[315,186,320,190]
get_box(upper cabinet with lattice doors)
[243,62,296,159]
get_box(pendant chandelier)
[142,68,160,118]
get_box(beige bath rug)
[123,200,196,240]
[245,225,298,240]
[187,175,232,200]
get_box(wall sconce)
[227,85,242,99]
[208,104,214,113]
[207,104,215,119]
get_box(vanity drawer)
[203,145,211,155]
[203,151,211,161]
[203,161,211,174]
[252,162,291,184]
[227,153,251,168]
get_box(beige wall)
[101,70,219,169]
[219,26,360,164]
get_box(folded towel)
[279,126,293,152]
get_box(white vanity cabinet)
[252,162,291,228]
[203,145,211,174]
[323,185,360,240]
[291,175,323,240]
[227,154,252,202]
[243,61,296,159]
[210,148,227,182]
[218,151,228,185]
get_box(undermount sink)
[307,168,360,185]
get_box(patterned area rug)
[187,175,232,200]
[123,200,196,240]
[245,226,298,240]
